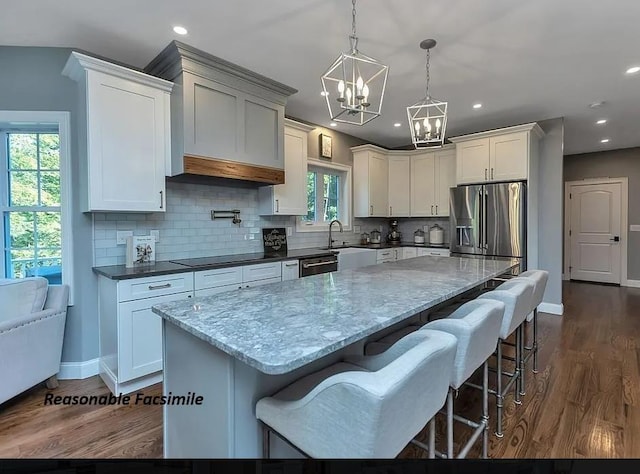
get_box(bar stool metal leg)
[262,424,271,458]
[533,308,539,373]
[482,360,489,458]
[429,417,436,459]
[496,339,504,438]
[447,388,454,459]
[515,327,522,404]
[519,325,526,396]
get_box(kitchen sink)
[332,247,377,271]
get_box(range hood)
[145,41,297,186]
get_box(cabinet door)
[456,138,489,184]
[244,277,282,288]
[273,126,307,215]
[388,156,410,217]
[402,247,418,259]
[118,291,191,383]
[87,71,167,212]
[489,132,528,181]
[195,284,241,297]
[418,248,450,257]
[243,95,284,170]
[410,153,436,217]
[435,150,456,217]
[369,153,389,217]
[242,262,282,283]
[281,260,300,280]
[194,266,242,291]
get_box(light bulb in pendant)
[362,84,370,107]
[425,120,432,132]
[346,87,352,106]
[337,80,345,102]
[356,76,364,98]
[436,118,441,130]
[414,121,421,133]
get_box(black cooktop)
[170,253,278,267]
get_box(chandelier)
[406,39,448,147]
[321,0,389,125]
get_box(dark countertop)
[93,248,337,280]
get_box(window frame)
[0,111,74,304]
[296,158,352,233]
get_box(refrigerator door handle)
[478,190,483,248]
[484,191,489,249]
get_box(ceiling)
[2,0,639,155]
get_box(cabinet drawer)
[377,249,394,259]
[402,248,418,259]
[242,262,282,283]
[418,248,450,257]
[118,273,194,302]
[195,266,243,290]
[195,284,240,297]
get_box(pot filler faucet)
[328,219,343,249]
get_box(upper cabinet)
[410,147,455,217]
[353,146,389,217]
[63,52,173,212]
[353,144,455,218]
[145,41,297,185]
[387,155,410,217]
[258,119,315,215]
[451,123,544,185]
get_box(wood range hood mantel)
[145,41,296,186]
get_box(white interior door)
[569,182,621,283]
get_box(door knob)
[610,236,620,242]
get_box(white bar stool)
[256,329,457,458]
[421,299,505,458]
[476,279,534,437]
[516,270,549,374]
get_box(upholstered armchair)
[0,277,69,405]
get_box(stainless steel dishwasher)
[299,254,338,277]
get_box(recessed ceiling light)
[330,122,337,127]
[393,122,402,127]
[596,119,607,125]
[589,101,605,109]
[626,66,640,74]
[320,91,329,97]
[473,103,483,109]
[600,138,610,143]
[173,26,188,35]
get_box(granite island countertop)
[152,255,517,375]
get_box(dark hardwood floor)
[1,281,638,458]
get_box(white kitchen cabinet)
[387,155,410,217]
[353,146,389,217]
[410,146,455,217]
[281,260,300,280]
[242,262,282,282]
[98,272,194,395]
[401,247,418,259]
[195,261,283,295]
[451,123,544,185]
[376,249,397,263]
[417,248,450,257]
[258,120,315,215]
[63,52,172,212]
[145,42,296,184]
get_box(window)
[297,159,352,232]
[0,111,72,300]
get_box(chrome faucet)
[328,219,343,249]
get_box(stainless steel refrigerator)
[450,181,526,267]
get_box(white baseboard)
[623,279,640,288]
[58,358,100,380]
[539,302,564,316]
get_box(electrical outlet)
[116,230,133,244]
[286,227,292,236]
[249,234,255,240]
[630,225,640,232]
[353,225,361,233]
[150,229,160,242]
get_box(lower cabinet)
[98,273,194,395]
[281,260,300,280]
[417,248,451,257]
[195,262,283,295]
[402,247,418,259]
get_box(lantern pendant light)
[406,39,448,147]
[321,0,389,126]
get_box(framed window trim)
[0,110,74,305]
[296,158,352,233]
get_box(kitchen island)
[152,255,517,458]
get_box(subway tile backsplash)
[92,181,401,266]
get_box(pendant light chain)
[425,48,431,99]
[350,0,358,53]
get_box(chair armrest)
[44,284,70,311]
[0,308,65,335]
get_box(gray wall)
[537,118,564,307]
[0,46,96,362]
[564,146,640,280]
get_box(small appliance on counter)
[387,220,402,245]
[361,232,370,245]
[414,228,426,244]
[429,224,444,245]
[370,229,382,244]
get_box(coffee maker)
[387,219,402,245]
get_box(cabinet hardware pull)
[491,168,494,180]
[370,205,373,216]
[148,283,171,290]
[302,260,338,268]
[159,190,163,209]
[276,199,279,212]
[285,263,298,267]
[485,168,487,180]
[390,206,393,215]
[435,205,438,215]
[431,205,434,215]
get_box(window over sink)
[296,159,352,232]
